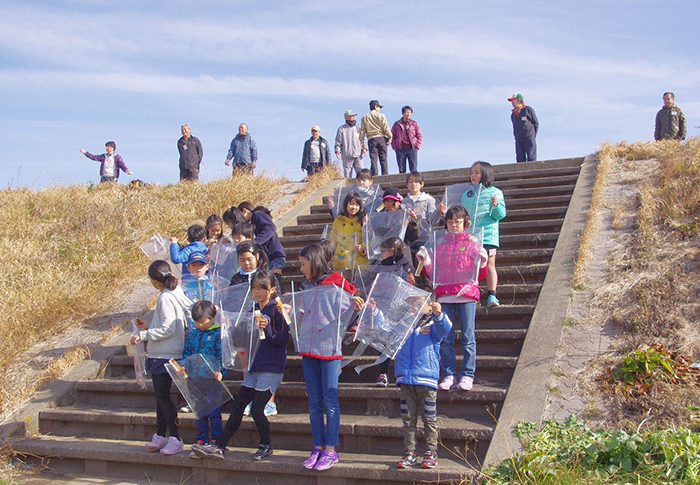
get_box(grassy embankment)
[0,166,339,419]
[485,138,700,484]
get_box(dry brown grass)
[580,138,700,429]
[0,172,287,415]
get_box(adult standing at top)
[390,106,422,173]
[335,110,365,178]
[79,141,132,183]
[177,124,203,181]
[360,100,392,176]
[508,93,538,163]
[655,92,686,141]
[301,126,331,177]
[225,123,258,174]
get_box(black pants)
[217,386,273,448]
[152,372,180,439]
[180,165,200,181]
[368,137,388,175]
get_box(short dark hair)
[472,161,495,188]
[299,243,332,282]
[406,171,423,184]
[187,224,207,243]
[401,106,412,114]
[444,205,471,229]
[250,269,278,293]
[191,300,217,322]
[105,141,116,150]
[236,240,269,270]
[232,222,254,239]
[663,92,674,99]
[339,192,365,221]
[357,169,373,182]
[148,260,178,291]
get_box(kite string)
[0,127,81,150]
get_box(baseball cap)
[311,125,321,133]
[382,186,404,202]
[369,100,383,110]
[187,252,208,265]
[344,110,357,117]
[507,93,524,102]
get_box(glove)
[479,247,488,268]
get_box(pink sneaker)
[303,448,322,469]
[160,436,184,455]
[438,375,454,390]
[144,433,168,452]
[314,450,339,471]
[457,376,474,391]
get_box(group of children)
[132,163,506,470]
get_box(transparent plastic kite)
[328,224,361,271]
[165,354,233,420]
[363,209,409,260]
[283,283,355,358]
[329,181,383,217]
[424,228,484,290]
[440,182,472,212]
[131,318,147,389]
[218,284,260,372]
[354,263,412,299]
[407,197,439,246]
[347,272,430,373]
[209,242,239,282]
[139,233,182,278]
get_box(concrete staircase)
[13,158,589,484]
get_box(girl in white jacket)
[131,260,193,455]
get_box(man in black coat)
[178,124,204,181]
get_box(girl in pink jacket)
[416,205,487,391]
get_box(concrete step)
[74,380,508,421]
[14,436,477,485]
[38,407,493,458]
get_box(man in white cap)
[508,93,538,163]
[301,125,331,177]
[334,110,366,178]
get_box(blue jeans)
[302,357,341,447]
[395,148,418,173]
[196,407,223,443]
[440,302,476,379]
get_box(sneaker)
[375,374,388,387]
[264,402,278,416]
[180,405,192,413]
[189,451,202,459]
[303,448,322,469]
[244,402,251,416]
[438,375,454,390]
[396,451,417,469]
[253,444,273,461]
[314,450,339,471]
[192,442,225,460]
[144,433,168,452]
[160,436,184,455]
[486,295,500,307]
[458,376,474,391]
[422,450,438,469]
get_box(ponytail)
[148,260,179,291]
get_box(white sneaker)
[160,436,184,455]
[144,433,168,452]
[438,375,455,390]
[180,405,192,413]
[457,376,474,391]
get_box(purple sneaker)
[314,450,339,471]
[303,448,322,469]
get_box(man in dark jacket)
[301,125,331,177]
[508,93,539,163]
[654,92,686,141]
[178,124,204,181]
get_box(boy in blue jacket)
[183,300,225,458]
[170,224,208,276]
[393,301,451,470]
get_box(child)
[79,141,132,183]
[231,222,254,244]
[222,206,246,236]
[298,243,361,471]
[182,252,215,303]
[205,214,232,246]
[393,301,451,469]
[131,260,193,455]
[380,187,419,247]
[330,192,369,271]
[170,224,208,276]
[229,240,270,286]
[402,171,439,257]
[416,205,488,391]
[238,202,287,276]
[327,168,381,214]
[461,161,506,307]
[371,237,416,387]
[192,270,290,461]
[184,300,225,458]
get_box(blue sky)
[1,0,698,188]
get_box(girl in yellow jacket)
[330,192,369,270]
